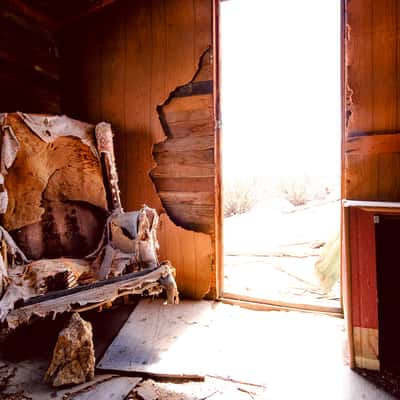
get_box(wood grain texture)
[344,0,400,201]
[70,377,142,400]
[158,213,211,298]
[346,134,400,156]
[353,327,380,371]
[346,0,400,136]
[152,47,215,234]
[211,0,222,299]
[61,0,214,299]
[97,298,211,379]
[6,265,171,329]
[344,3,400,370]
[348,208,378,330]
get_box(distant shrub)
[224,178,258,217]
[277,175,334,206]
[315,233,340,293]
[278,176,308,206]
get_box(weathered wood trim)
[221,297,344,318]
[343,206,355,368]
[223,293,343,316]
[173,81,213,97]
[6,265,173,330]
[345,134,400,155]
[17,267,156,308]
[212,0,223,300]
[348,130,400,138]
[353,327,380,371]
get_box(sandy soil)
[224,197,341,307]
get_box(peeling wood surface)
[61,0,214,299]
[152,48,215,235]
[5,265,169,330]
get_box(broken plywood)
[68,376,141,400]
[97,299,213,379]
[4,263,174,330]
[151,47,215,234]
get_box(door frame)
[213,0,345,317]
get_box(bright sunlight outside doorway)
[221,0,342,311]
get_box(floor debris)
[0,300,397,399]
[64,376,141,400]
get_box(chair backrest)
[0,113,111,260]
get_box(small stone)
[45,313,95,387]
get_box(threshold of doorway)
[220,292,344,318]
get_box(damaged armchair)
[0,112,178,334]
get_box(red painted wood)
[349,208,378,329]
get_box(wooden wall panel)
[61,0,214,299]
[152,48,214,234]
[349,208,378,330]
[346,0,400,136]
[343,0,400,371]
[344,0,400,201]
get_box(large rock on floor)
[45,313,95,387]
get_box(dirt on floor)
[127,378,266,400]
[0,300,395,400]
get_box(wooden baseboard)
[221,293,344,318]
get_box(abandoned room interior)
[0,0,399,399]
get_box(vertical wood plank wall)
[344,0,400,370]
[344,0,400,201]
[61,0,215,299]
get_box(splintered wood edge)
[5,266,171,330]
[95,367,205,382]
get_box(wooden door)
[343,0,400,369]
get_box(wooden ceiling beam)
[62,0,120,28]
[4,0,59,33]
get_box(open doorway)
[221,0,342,311]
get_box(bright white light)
[221,0,341,181]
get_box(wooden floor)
[0,300,396,399]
